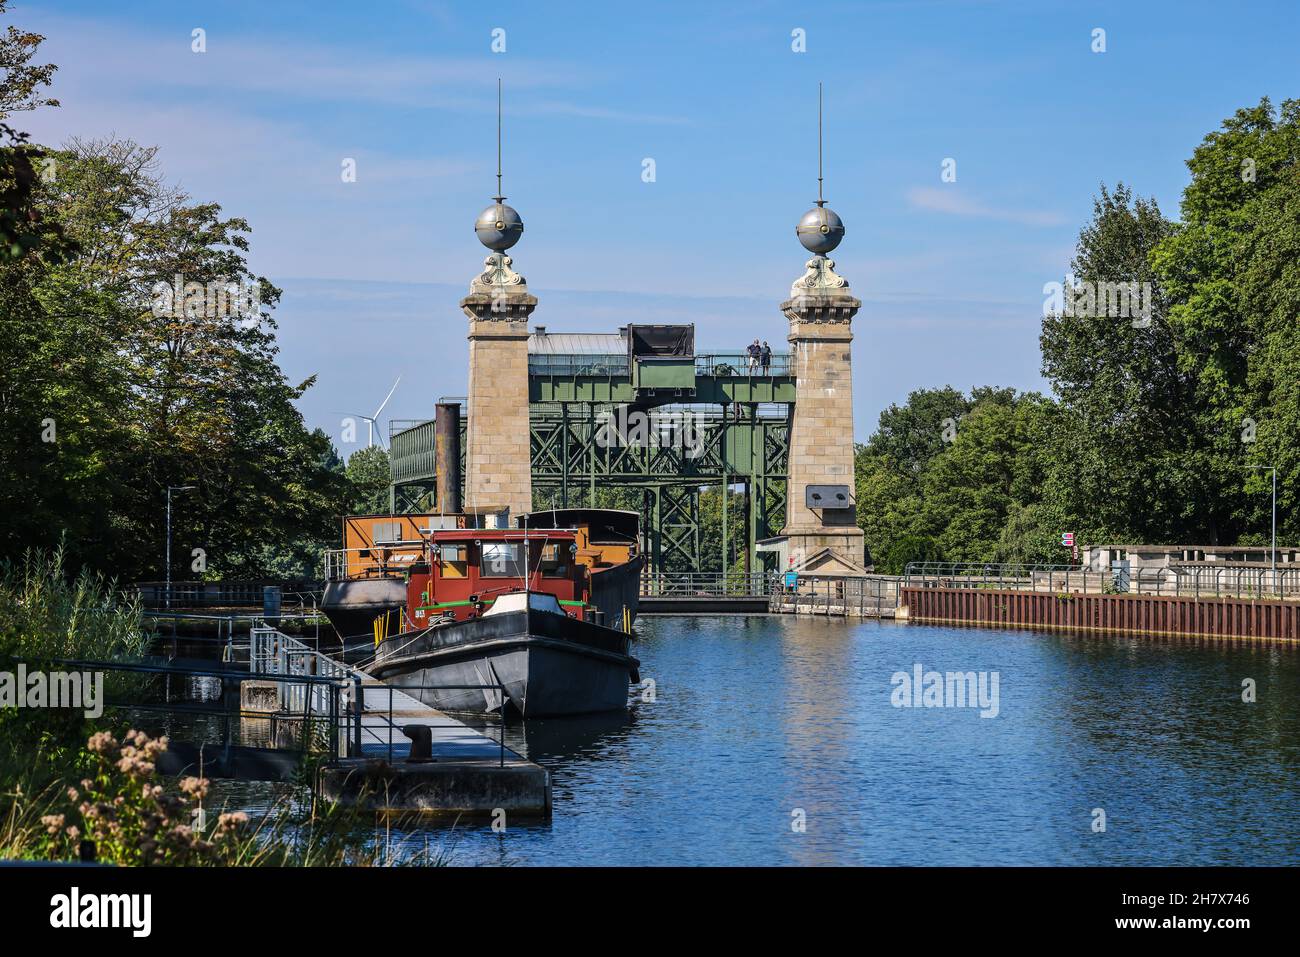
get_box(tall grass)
[0,544,149,662]
[0,546,151,810]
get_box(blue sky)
[16,0,1300,447]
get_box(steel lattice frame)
[390,392,793,577]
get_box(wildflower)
[179,776,209,800]
[216,811,248,831]
[87,731,117,754]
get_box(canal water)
[225,615,1300,866]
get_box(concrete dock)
[317,679,551,816]
[248,626,551,815]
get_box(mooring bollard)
[402,724,433,763]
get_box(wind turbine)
[348,376,401,448]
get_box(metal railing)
[366,683,507,768]
[769,575,901,616]
[46,655,351,759]
[324,546,415,582]
[135,581,322,612]
[902,561,1300,600]
[525,352,794,378]
[528,354,629,377]
[250,625,354,720]
[249,626,510,765]
[695,353,792,376]
[640,572,774,597]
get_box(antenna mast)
[817,81,825,207]
[495,78,504,201]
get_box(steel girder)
[389,403,791,577]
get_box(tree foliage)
[0,8,374,584]
[856,98,1300,566]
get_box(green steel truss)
[527,405,790,576]
[389,370,793,577]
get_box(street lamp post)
[1270,465,1277,592]
[1243,465,1277,595]
[166,485,196,609]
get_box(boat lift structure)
[388,325,797,580]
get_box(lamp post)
[166,485,196,609]
[1243,465,1277,594]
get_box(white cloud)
[905,186,1065,227]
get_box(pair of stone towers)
[458,192,866,574]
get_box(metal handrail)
[768,574,902,616]
[135,581,323,613]
[524,352,794,378]
[695,353,792,376]
[528,354,629,376]
[901,561,1300,600]
[640,572,774,597]
[322,545,426,581]
[370,683,508,768]
[48,655,350,760]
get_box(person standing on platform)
[760,340,772,374]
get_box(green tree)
[0,2,58,120]
[1151,97,1300,547]
[1038,183,1191,545]
[345,445,391,514]
[1,132,350,581]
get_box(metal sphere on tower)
[796,202,844,255]
[475,199,524,251]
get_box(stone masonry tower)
[778,89,866,573]
[459,90,536,517]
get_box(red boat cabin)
[402,529,588,630]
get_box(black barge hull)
[367,608,637,718]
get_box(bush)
[881,534,942,575]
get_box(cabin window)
[438,544,469,579]
[480,542,526,577]
[539,542,569,578]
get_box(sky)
[14,0,1300,449]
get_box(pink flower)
[87,731,117,754]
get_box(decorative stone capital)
[780,292,861,326]
[791,254,849,295]
[782,254,860,326]
[460,252,538,323]
[472,251,526,291]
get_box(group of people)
[745,339,772,374]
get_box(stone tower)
[459,103,536,518]
[779,254,866,573]
[777,94,867,573]
[460,246,535,517]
